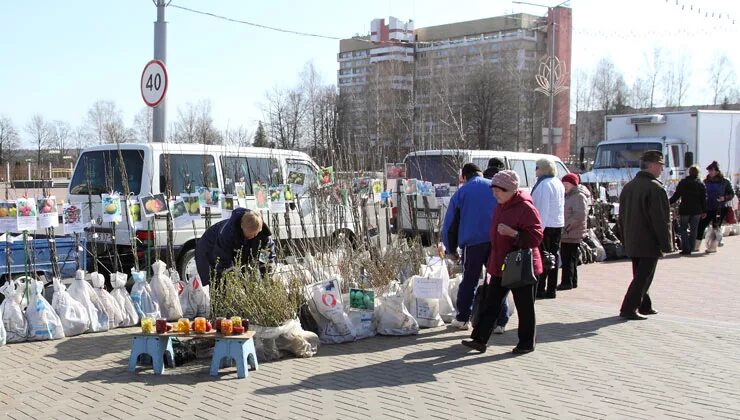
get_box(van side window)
[245,157,283,189]
[556,161,569,178]
[523,160,536,187]
[473,158,488,171]
[510,159,528,187]
[286,160,316,196]
[221,156,251,195]
[160,154,217,195]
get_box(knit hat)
[706,161,720,171]
[491,170,519,191]
[562,173,580,186]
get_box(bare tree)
[172,100,222,144]
[224,124,252,147]
[25,114,53,167]
[133,107,153,143]
[591,58,627,112]
[708,53,737,105]
[630,78,652,110]
[0,115,20,166]
[50,120,72,164]
[263,86,305,150]
[85,100,129,144]
[643,47,663,110]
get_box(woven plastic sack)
[51,277,89,337]
[1,280,27,343]
[305,279,356,344]
[110,272,138,327]
[253,319,318,361]
[25,280,65,341]
[404,276,445,328]
[68,270,109,333]
[90,272,124,329]
[375,294,419,336]
[149,260,183,321]
[0,311,5,346]
[130,270,161,320]
[422,258,455,323]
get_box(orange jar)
[194,317,207,333]
[221,319,233,335]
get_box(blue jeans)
[496,291,510,327]
[456,242,490,322]
[679,214,701,254]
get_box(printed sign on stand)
[0,201,18,232]
[101,193,122,223]
[169,198,189,227]
[182,194,201,221]
[221,195,234,219]
[253,184,269,210]
[128,198,145,230]
[268,186,286,214]
[412,276,444,299]
[36,196,59,229]
[16,197,37,231]
[63,203,85,234]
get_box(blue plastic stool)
[128,335,176,374]
[210,335,259,379]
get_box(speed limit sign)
[140,59,168,107]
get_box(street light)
[513,0,569,155]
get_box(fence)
[1,163,74,182]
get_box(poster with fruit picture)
[62,203,85,234]
[317,166,334,188]
[181,194,201,220]
[36,196,59,229]
[283,185,296,203]
[127,198,145,230]
[141,194,168,217]
[101,193,122,223]
[16,197,37,231]
[385,163,406,180]
[253,184,269,210]
[0,201,18,232]
[403,178,418,196]
[197,187,220,209]
[370,179,383,203]
[352,177,371,198]
[268,186,286,214]
[234,182,247,199]
[169,198,190,227]
[220,195,234,219]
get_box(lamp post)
[513,0,569,155]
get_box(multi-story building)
[338,8,572,167]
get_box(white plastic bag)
[24,280,65,341]
[68,270,109,333]
[705,225,722,253]
[130,269,161,320]
[422,259,455,323]
[0,312,5,346]
[348,309,375,340]
[449,274,462,311]
[404,276,445,328]
[375,294,419,336]
[90,272,124,329]
[179,272,210,319]
[305,279,356,344]
[253,319,319,361]
[149,260,183,321]
[110,272,138,327]
[1,280,27,343]
[51,277,89,337]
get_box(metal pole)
[152,0,167,143]
[547,7,555,155]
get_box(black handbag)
[470,282,488,328]
[501,248,538,289]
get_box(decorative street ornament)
[535,56,569,97]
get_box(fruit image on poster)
[283,185,295,203]
[253,184,269,209]
[0,201,18,232]
[197,187,220,208]
[221,195,234,219]
[181,194,201,220]
[169,199,189,227]
[141,194,167,217]
[385,163,406,180]
[317,166,334,188]
[63,203,85,234]
[101,193,122,223]
[36,196,59,229]
[268,186,286,214]
[352,177,371,197]
[404,178,418,195]
[234,182,246,199]
[16,197,37,231]
[287,171,305,186]
[127,198,144,229]
[349,288,375,311]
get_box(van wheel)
[179,249,198,284]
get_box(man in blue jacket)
[195,208,276,287]
[442,163,497,330]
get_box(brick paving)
[1,237,739,419]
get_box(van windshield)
[69,149,144,195]
[594,142,661,169]
[405,154,465,186]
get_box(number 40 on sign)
[140,59,168,107]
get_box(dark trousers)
[456,242,491,322]
[678,214,701,254]
[537,227,562,296]
[560,242,580,288]
[471,276,536,349]
[620,257,657,315]
[697,208,727,240]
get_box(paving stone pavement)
[1,238,739,419]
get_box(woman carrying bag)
[463,170,544,354]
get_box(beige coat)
[562,185,589,244]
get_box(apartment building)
[338,8,572,166]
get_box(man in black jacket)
[669,165,707,255]
[195,208,276,287]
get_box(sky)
[1,0,739,149]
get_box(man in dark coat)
[669,165,707,255]
[195,208,276,287]
[618,150,673,320]
[483,157,505,179]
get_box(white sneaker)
[450,319,470,330]
[493,325,505,334]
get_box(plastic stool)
[210,337,259,378]
[128,335,176,374]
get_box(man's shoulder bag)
[501,248,538,289]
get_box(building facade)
[338,9,573,167]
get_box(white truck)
[579,110,740,207]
